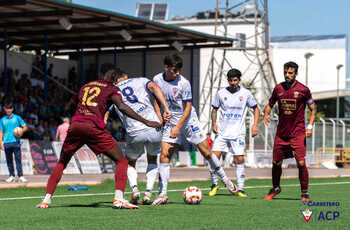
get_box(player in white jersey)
[105,69,171,205]
[210,68,260,197]
[151,54,239,205]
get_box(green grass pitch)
[0,177,349,230]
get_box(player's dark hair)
[3,100,13,109]
[227,68,242,80]
[284,61,299,73]
[104,68,126,82]
[164,53,183,69]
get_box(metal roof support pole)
[79,41,85,87]
[143,50,147,78]
[319,117,326,152]
[95,51,100,78]
[248,110,254,152]
[44,34,48,101]
[329,119,336,151]
[264,122,268,153]
[339,119,346,147]
[3,28,8,96]
[190,48,194,91]
[114,48,118,68]
[311,123,315,155]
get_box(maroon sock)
[298,165,309,194]
[46,162,65,195]
[272,164,282,188]
[115,157,128,192]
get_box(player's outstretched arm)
[152,97,163,124]
[170,101,191,138]
[262,104,272,125]
[211,107,219,134]
[147,82,171,122]
[252,106,260,137]
[112,95,161,129]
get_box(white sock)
[158,163,170,195]
[236,163,245,190]
[43,194,52,203]
[146,163,158,193]
[209,167,219,186]
[208,154,228,181]
[127,166,138,190]
[114,190,124,200]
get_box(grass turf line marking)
[0,181,349,201]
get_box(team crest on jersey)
[294,91,299,98]
[278,93,284,96]
[239,96,243,101]
[224,97,227,101]
[173,87,178,95]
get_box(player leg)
[230,138,247,197]
[124,141,144,205]
[142,153,158,204]
[234,155,247,197]
[4,145,15,183]
[265,136,284,200]
[152,141,177,205]
[127,158,140,204]
[292,135,309,201]
[104,144,138,209]
[209,151,221,196]
[13,144,27,183]
[37,149,75,208]
[196,139,238,195]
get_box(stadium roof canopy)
[0,0,234,53]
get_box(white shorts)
[212,135,245,156]
[124,128,161,160]
[162,111,206,146]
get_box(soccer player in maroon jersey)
[37,68,162,209]
[262,61,317,201]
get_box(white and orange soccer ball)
[183,186,202,205]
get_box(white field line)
[0,181,349,201]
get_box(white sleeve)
[182,80,192,101]
[212,92,220,108]
[247,91,257,107]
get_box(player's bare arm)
[211,107,218,134]
[152,97,163,124]
[0,130,3,150]
[112,95,161,129]
[306,103,317,138]
[170,101,192,138]
[147,81,171,122]
[262,104,272,125]
[252,106,260,137]
[104,111,109,125]
[18,125,28,137]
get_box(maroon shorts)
[62,120,116,155]
[273,134,306,162]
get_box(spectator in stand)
[0,100,28,183]
[48,63,53,76]
[56,117,70,142]
[68,67,77,86]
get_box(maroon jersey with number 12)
[71,79,122,129]
[268,80,313,139]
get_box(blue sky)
[73,0,350,37]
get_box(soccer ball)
[13,127,23,137]
[183,186,202,204]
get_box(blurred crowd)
[0,55,126,142]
